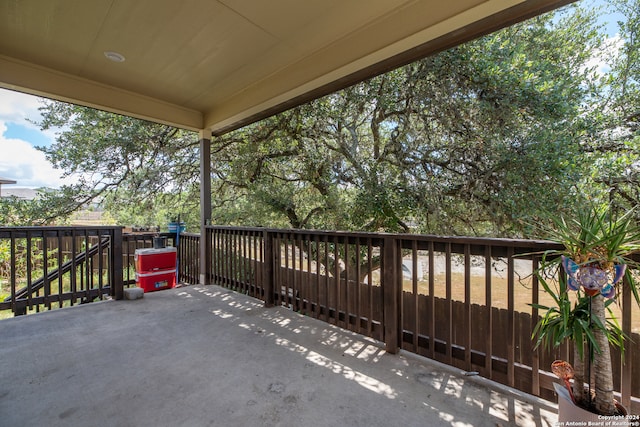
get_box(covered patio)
[0,0,575,262]
[1,0,617,425]
[0,284,557,427]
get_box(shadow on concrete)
[0,285,557,427]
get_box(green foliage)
[531,265,626,361]
[209,6,604,236]
[545,201,640,267]
[578,0,640,215]
[530,200,640,414]
[24,104,201,229]
[0,238,62,301]
[0,193,73,226]
[101,190,200,232]
[533,199,640,304]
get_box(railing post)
[621,272,632,408]
[263,230,275,307]
[111,227,124,300]
[383,236,400,354]
[200,227,211,286]
[10,230,26,316]
[199,130,212,286]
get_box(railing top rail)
[0,226,123,230]
[205,224,563,251]
[123,231,175,237]
[176,232,200,238]
[0,226,123,239]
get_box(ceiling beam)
[0,55,204,131]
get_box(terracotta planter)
[554,383,630,426]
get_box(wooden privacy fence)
[203,226,640,412]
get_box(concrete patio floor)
[0,285,558,427]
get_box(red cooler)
[134,247,177,292]
[136,269,176,292]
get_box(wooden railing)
[121,232,200,286]
[2,225,638,411]
[201,225,640,413]
[121,232,176,286]
[0,226,123,315]
[1,229,198,318]
[176,232,200,285]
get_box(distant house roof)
[1,187,39,200]
[0,177,17,197]
[0,177,17,185]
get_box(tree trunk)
[572,340,587,406]
[591,294,616,415]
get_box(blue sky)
[3,121,52,147]
[0,0,627,189]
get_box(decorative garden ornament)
[561,255,626,298]
[551,360,575,403]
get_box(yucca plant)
[531,202,640,415]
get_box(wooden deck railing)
[121,232,176,286]
[120,232,200,286]
[202,225,640,412]
[0,226,123,315]
[2,225,638,411]
[176,232,200,285]
[1,229,195,317]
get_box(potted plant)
[531,202,640,418]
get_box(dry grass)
[402,272,640,333]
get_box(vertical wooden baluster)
[464,244,471,371]
[98,231,105,300]
[43,232,50,310]
[56,230,62,307]
[367,238,373,338]
[10,231,18,315]
[446,242,452,366]
[356,238,362,334]
[412,239,419,353]
[428,240,435,360]
[344,237,349,329]
[25,231,32,314]
[531,255,540,396]
[507,246,515,388]
[485,245,493,379]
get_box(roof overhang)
[0,0,574,135]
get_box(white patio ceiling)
[0,0,572,135]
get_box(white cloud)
[0,120,74,189]
[0,88,58,144]
[0,88,78,188]
[0,88,43,128]
[584,34,624,77]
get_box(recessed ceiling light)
[104,51,125,62]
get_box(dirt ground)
[401,254,640,333]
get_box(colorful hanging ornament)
[561,256,626,299]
